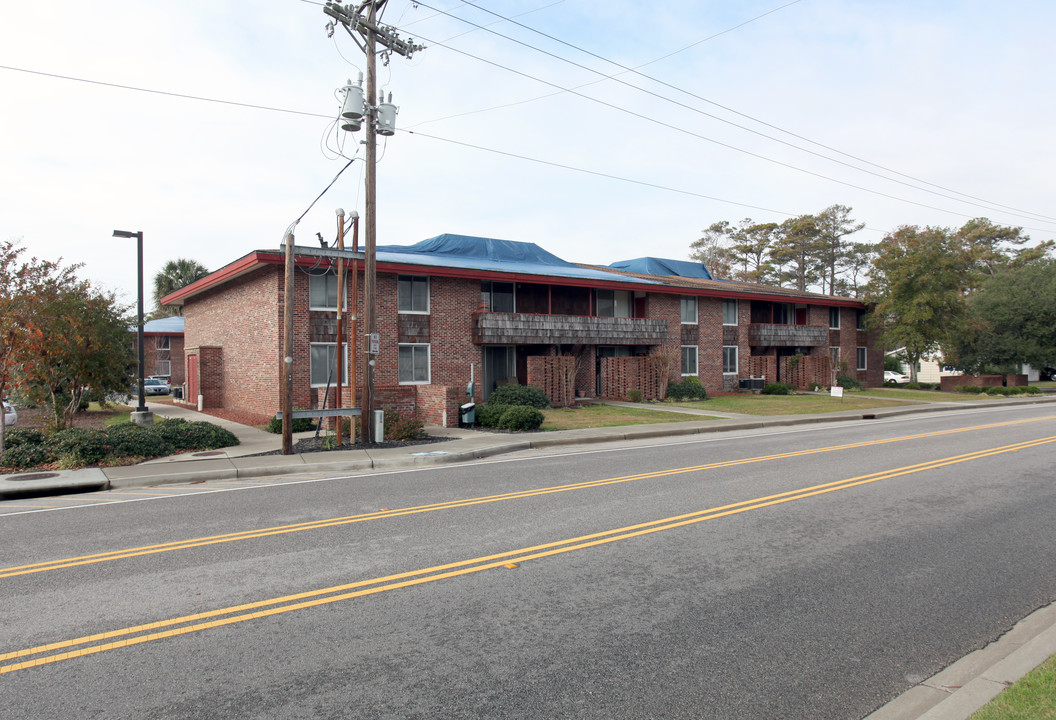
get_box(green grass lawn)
[855,387,983,402]
[970,653,1056,719]
[670,393,919,416]
[540,404,717,430]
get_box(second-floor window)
[829,307,841,329]
[481,281,514,312]
[155,335,170,350]
[722,299,737,326]
[398,275,430,314]
[596,289,631,318]
[309,272,344,311]
[680,296,697,324]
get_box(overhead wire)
[407,1,1056,226]
[400,28,1056,232]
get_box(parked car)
[143,377,171,396]
[884,370,910,384]
[2,401,16,426]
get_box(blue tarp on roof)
[376,234,658,284]
[608,257,714,280]
[142,316,184,334]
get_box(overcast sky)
[3,0,1054,306]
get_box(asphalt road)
[3,404,1055,719]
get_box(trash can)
[460,402,476,425]
[173,386,183,400]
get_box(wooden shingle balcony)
[473,312,669,345]
[748,323,827,347]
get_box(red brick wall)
[184,266,282,414]
[527,355,576,407]
[746,355,776,384]
[779,355,831,390]
[600,356,664,400]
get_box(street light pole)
[112,229,152,425]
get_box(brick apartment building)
[162,234,880,427]
[132,316,185,386]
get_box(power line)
[407,1,1056,226]
[401,31,1056,230]
[4,61,1051,235]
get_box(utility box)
[373,410,384,442]
[739,377,766,391]
[460,402,476,425]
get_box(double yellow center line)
[2,416,1053,581]
[3,433,1055,674]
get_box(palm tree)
[152,258,209,317]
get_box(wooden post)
[351,213,359,443]
[335,210,345,447]
[282,233,295,455]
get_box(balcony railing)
[748,323,827,347]
[473,312,668,345]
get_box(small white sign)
[368,333,380,355]
[830,385,844,398]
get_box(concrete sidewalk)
[3,394,1056,720]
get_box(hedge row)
[1,419,239,470]
[957,385,1042,396]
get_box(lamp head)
[113,230,140,239]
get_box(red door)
[187,355,199,401]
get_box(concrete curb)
[865,602,1056,719]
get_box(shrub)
[1025,386,1042,395]
[0,419,239,470]
[266,416,315,433]
[476,403,509,428]
[487,383,551,409]
[626,389,643,403]
[385,411,425,441]
[668,377,707,401]
[959,385,983,394]
[905,382,921,390]
[761,382,793,395]
[153,419,238,450]
[1,441,53,469]
[495,405,544,431]
[835,375,863,391]
[984,386,1012,396]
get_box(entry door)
[187,355,199,401]
[483,346,516,400]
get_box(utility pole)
[335,209,346,447]
[323,0,423,443]
[282,232,295,455]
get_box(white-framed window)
[155,335,170,350]
[681,345,698,375]
[399,343,431,383]
[398,275,430,314]
[829,307,841,330]
[722,299,737,326]
[680,296,697,324]
[723,346,738,374]
[596,289,632,318]
[856,347,867,371]
[309,272,345,311]
[153,360,171,377]
[830,347,840,369]
[856,310,866,331]
[310,342,348,386]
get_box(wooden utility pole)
[350,212,359,442]
[363,4,377,443]
[282,232,295,454]
[335,209,345,447]
[323,0,422,444]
